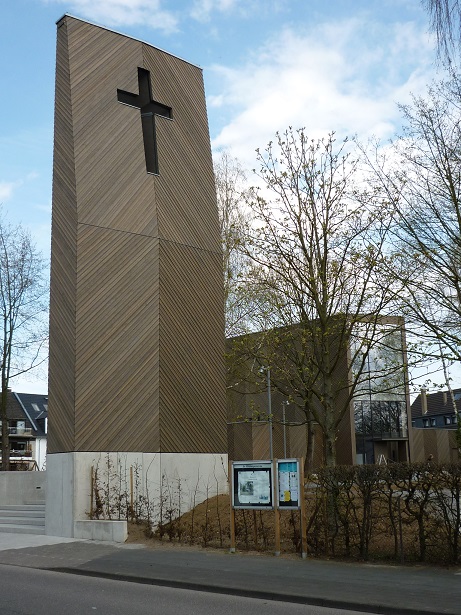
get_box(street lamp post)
[267,367,273,460]
[281,400,289,459]
[260,366,273,460]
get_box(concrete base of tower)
[45,451,228,540]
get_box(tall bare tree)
[229,129,405,468]
[215,150,259,337]
[424,0,461,64]
[0,218,48,470]
[362,75,461,377]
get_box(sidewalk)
[0,533,459,615]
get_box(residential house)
[0,390,47,470]
[411,388,461,429]
[410,388,460,463]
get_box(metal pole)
[368,352,375,463]
[229,459,236,553]
[273,457,280,556]
[267,368,273,460]
[299,457,307,559]
[282,401,288,459]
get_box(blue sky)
[0,0,441,392]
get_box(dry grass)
[126,493,304,554]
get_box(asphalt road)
[0,564,376,615]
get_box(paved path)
[0,533,459,615]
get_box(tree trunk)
[305,419,315,474]
[324,431,336,468]
[1,385,9,471]
[321,346,337,468]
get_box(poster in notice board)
[277,459,300,509]
[232,461,274,509]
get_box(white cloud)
[208,93,224,107]
[44,0,281,30]
[190,0,267,22]
[190,0,236,22]
[44,0,179,33]
[0,182,17,202]
[0,172,41,205]
[189,0,284,22]
[10,377,48,395]
[209,18,437,170]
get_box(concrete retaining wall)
[74,520,127,543]
[0,471,46,504]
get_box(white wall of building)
[32,437,47,470]
[45,451,228,538]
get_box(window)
[423,418,429,427]
[444,416,452,425]
[431,418,436,427]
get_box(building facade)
[410,388,461,462]
[46,16,227,538]
[227,317,411,467]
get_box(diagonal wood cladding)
[159,240,225,452]
[48,15,226,454]
[48,17,77,454]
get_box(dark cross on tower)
[117,67,172,175]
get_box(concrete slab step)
[0,517,44,525]
[0,509,45,518]
[0,503,46,535]
[0,523,45,535]
[0,505,45,511]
